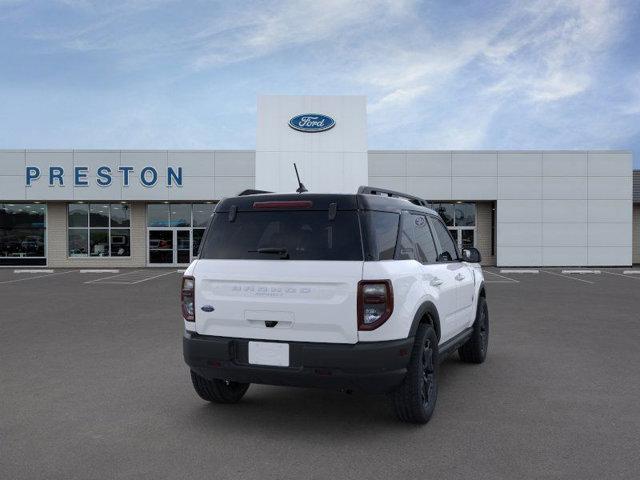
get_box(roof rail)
[357,186,429,207]
[237,189,272,196]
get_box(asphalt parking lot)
[1,267,640,479]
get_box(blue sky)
[1,0,639,167]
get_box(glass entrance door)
[176,229,191,264]
[148,229,192,265]
[149,230,174,264]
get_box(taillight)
[181,276,195,321]
[357,280,393,330]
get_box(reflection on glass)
[149,230,173,249]
[110,204,130,227]
[461,230,474,249]
[170,204,191,227]
[192,204,215,227]
[192,229,205,256]
[0,204,47,258]
[90,229,109,256]
[68,203,88,227]
[433,203,454,226]
[147,204,170,227]
[89,204,109,227]
[454,203,476,226]
[68,230,88,257]
[110,229,130,256]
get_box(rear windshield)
[199,211,364,261]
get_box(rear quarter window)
[199,210,364,261]
[362,211,400,261]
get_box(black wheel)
[190,370,250,404]
[391,323,438,424]
[458,296,489,364]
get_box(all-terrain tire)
[391,323,438,424]
[458,296,489,364]
[190,370,250,403]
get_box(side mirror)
[462,247,481,263]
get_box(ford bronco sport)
[182,187,488,423]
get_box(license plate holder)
[248,341,290,367]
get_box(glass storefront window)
[427,202,476,252]
[68,230,89,256]
[147,203,218,264]
[89,204,109,227]
[68,203,88,227]
[170,204,191,227]
[68,203,131,258]
[192,203,215,227]
[0,203,46,262]
[147,204,170,227]
[431,203,454,226]
[90,229,109,256]
[110,229,130,256]
[454,203,476,226]
[110,204,130,227]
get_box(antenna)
[293,163,308,193]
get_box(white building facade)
[0,95,636,267]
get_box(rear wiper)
[249,247,290,259]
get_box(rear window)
[199,211,363,261]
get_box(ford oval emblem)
[288,114,335,133]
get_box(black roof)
[216,192,437,215]
[634,170,640,203]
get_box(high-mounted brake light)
[357,280,393,331]
[181,276,195,322]
[253,200,313,209]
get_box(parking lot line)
[14,269,54,273]
[0,270,75,285]
[500,269,539,274]
[79,269,120,273]
[483,270,519,283]
[83,270,145,284]
[603,271,640,281]
[541,269,594,284]
[129,271,178,284]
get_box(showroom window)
[427,202,476,250]
[68,203,131,257]
[0,203,47,266]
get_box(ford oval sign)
[288,114,335,133]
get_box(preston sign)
[288,114,335,133]
[25,165,183,188]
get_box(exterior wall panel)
[633,205,640,264]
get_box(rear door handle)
[430,278,443,287]
[455,273,465,281]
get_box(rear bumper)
[183,331,414,393]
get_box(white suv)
[182,187,488,423]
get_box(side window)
[412,214,438,264]
[428,216,459,262]
[396,212,415,260]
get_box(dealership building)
[0,95,638,268]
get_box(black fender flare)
[478,280,486,299]
[408,301,442,341]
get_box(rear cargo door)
[194,260,362,343]
[194,204,364,344]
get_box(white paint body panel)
[186,256,484,346]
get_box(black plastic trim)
[183,332,414,393]
[408,301,442,341]
[437,327,473,360]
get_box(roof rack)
[357,186,429,207]
[238,189,272,196]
